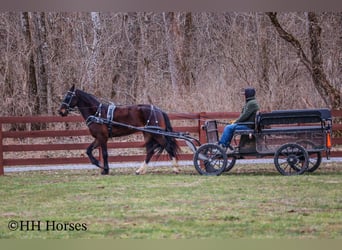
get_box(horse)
[58,85,180,175]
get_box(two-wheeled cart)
[193,109,332,176]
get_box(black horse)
[59,85,180,175]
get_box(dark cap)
[244,88,256,98]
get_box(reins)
[66,90,231,126]
[73,105,231,125]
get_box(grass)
[0,163,341,239]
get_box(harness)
[106,103,116,137]
[107,103,116,121]
[146,104,158,127]
[85,104,159,138]
[86,103,116,137]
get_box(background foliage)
[0,12,341,117]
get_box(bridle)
[61,90,76,112]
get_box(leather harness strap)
[106,103,116,138]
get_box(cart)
[193,109,332,176]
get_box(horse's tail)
[150,110,180,160]
[161,111,180,159]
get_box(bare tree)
[266,12,341,109]
[163,12,192,94]
[0,12,340,117]
[31,12,52,115]
[255,13,270,94]
[86,12,101,89]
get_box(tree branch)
[266,12,312,73]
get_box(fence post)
[0,122,4,176]
[198,112,206,144]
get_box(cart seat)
[256,108,331,132]
[203,120,219,143]
[234,131,256,153]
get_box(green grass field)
[1,163,341,239]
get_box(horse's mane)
[77,89,101,105]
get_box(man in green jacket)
[218,87,260,148]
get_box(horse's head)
[59,85,78,116]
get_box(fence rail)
[1,110,341,175]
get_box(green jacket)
[235,97,260,126]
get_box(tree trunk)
[266,12,341,109]
[87,12,101,89]
[307,12,341,109]
[122,12,140,103]
[20,12,38,115]
[28,12,52,115]
[163,12,192,94]
[163,12,180,94]
[255,13,271,101]
[137,12,150,102]
[183,12,193,89]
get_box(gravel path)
[4,158,342,173]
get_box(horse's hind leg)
[100,143,109,175]
[135,140,158,175]
[161,137,180,174]
[135,136,180,175]
[171,157,180,174]
[135,149,156,175]
[136,162,148,175]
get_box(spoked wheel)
[193,143,227,176]
[296,140,322,172]
[274,143,309,176]
[224,145,237,172]
[307,152,322,172]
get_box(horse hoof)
[101,169,109,175]
[172,168,180,174]
[135,169,146,175]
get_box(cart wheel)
[224,156,237,172]
[193,143,227,176]
[274,143,309,176]
[296,140,322,172]
[224,145,236,172]
[307,152,322,172]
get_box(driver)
[218,87,260,149]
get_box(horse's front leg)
[86,140,109,175]
[86,140,101,168]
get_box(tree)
[19,12,53,116]
[266,12,341,109]
[0,12,340,117]
[163,12,192,94]
[86,12,101,89]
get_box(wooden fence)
[1,110,341,175]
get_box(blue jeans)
[218,123,250,146]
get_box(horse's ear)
[70,84,75,91]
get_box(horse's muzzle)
[59,108,68,117]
